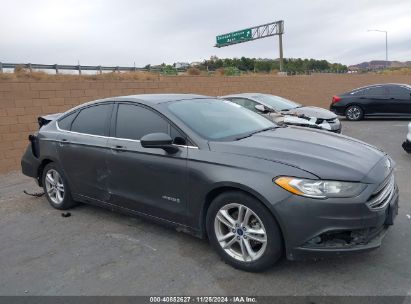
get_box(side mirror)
[255,104,267,113]
[141,133,178,154]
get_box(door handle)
[111,145,126,151]
[59,138,69,146]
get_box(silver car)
[222,93,342,133]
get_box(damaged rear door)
[56,103,114,202]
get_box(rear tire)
[42,162,77,210]
[206,191,283,272]
[345,105,364,121]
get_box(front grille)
[367,174,395,210]
[303,226,387,249]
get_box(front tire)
[345,105,364,121]
[42,163,77,210]
[206,191,283,272]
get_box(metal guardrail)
[0,62,185,74]
[0,62,347,76]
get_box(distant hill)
[349,60,411,70]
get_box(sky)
[0,0,410,67]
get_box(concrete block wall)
[0,74,410,173]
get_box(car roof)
[65,94,213,113]
[114,93,212,104]
[350,83,411,91]
[220,93,271,99]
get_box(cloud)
[0,0,410,66]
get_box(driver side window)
[115,104,186,144]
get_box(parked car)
[330,83,411,121]
[22,94,398,272]
[403,122,411,153]
[221,93,342,133]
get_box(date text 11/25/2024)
[149,296,257,303]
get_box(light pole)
[367,29,388,69]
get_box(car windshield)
[252,94,301,111]
[167,98,276,140]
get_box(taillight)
[332,95,341,104]
[28,134,39,158]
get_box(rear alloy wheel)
[345,105,363,121]
[42,163,77,210]
[206,191,283,272]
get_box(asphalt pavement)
[0,119,410,296]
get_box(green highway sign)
[216,28,252,46]
[213,21,284,70]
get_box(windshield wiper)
[235,126,278,141]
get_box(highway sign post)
[215,20,285,71]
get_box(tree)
[194,56,347,74]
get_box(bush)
[161,65,178,75]
[187,67,201,75]
[216,68,225,76]
[380,67,411,75]
[14,65,29,74]
[223,66,241,76]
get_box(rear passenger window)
[71,104,112,136]
[350,89,366,96]
[58,111,77,130]
[365,86,385,97]
[116,104,169,140]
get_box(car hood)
[283,106,337,119]
[209,127,386,182]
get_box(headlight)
[274,176,366,199]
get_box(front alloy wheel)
[206,191,283,272]
[214,203,267,262]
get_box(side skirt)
[365,113,411,117]
[72,193,205,239]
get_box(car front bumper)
[274,177,399,261]
[321,120,342,133]
[283,120,342,133]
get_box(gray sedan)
[21,94,398,272]
[222,93,342,133]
